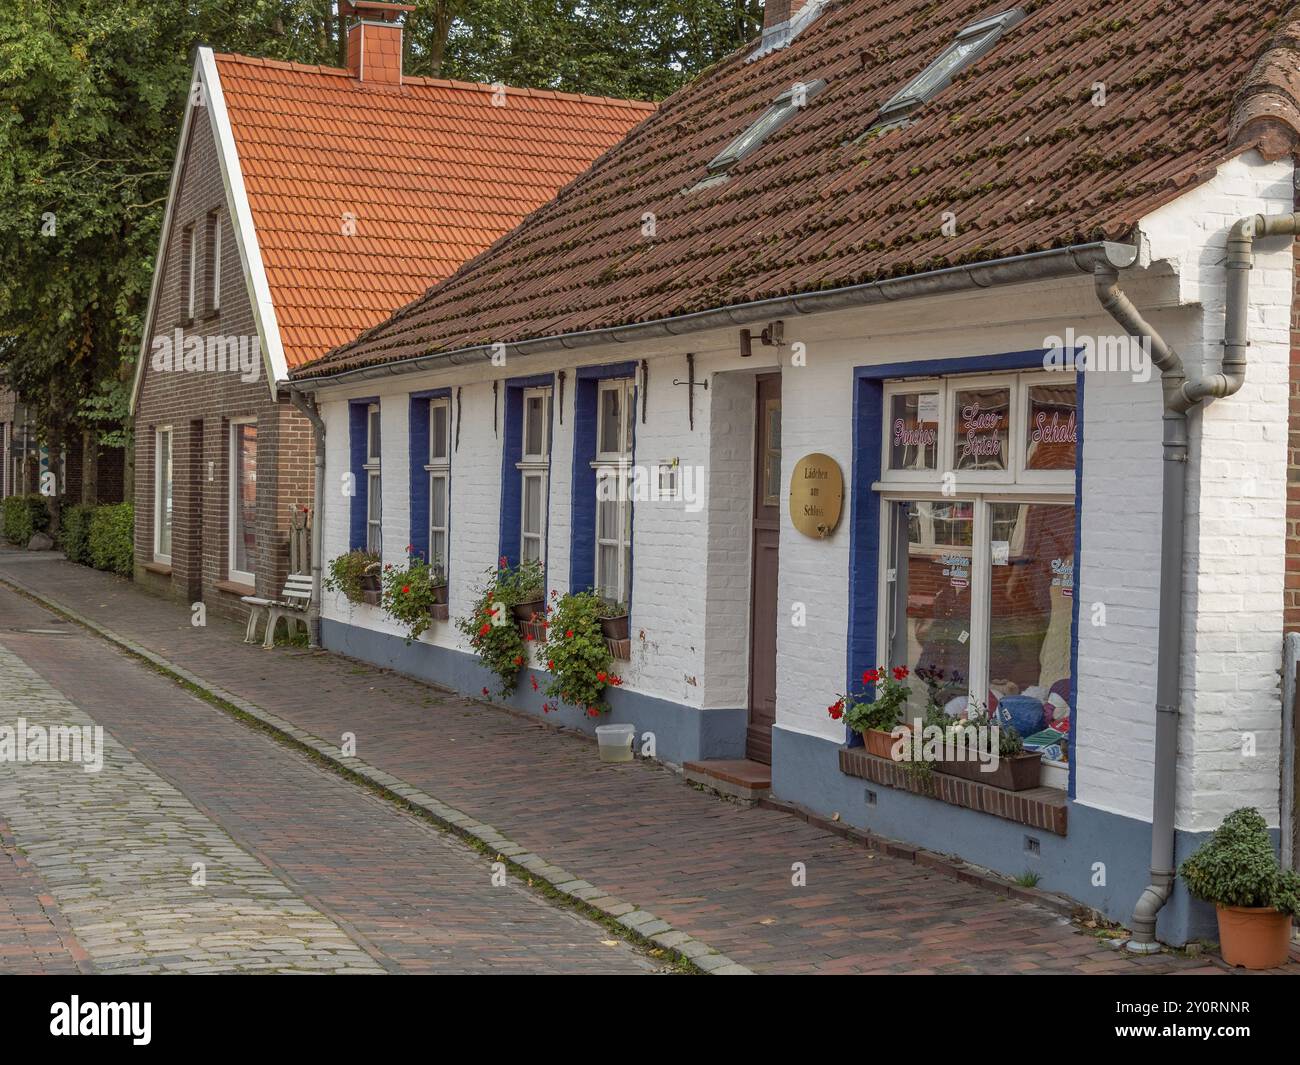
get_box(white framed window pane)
[597,544,619,599]
[1025,383,1078,471]
[888,391,940,471]
[430,475,447,528]
[523,474,542,535]
[367,407,381,462]
[598,386,622,455]
[597,498,619,540]
[524,395,545,457]
[521,536,541,562]
[431,530,446,569]
[212,214,223,310]
[157,431,173,557]
[886,499,973,719]
[430,403,449,460]
[368,473,382,522]
[232,424,257,576]
[987,502,1075,744]
[952,385,1010,472]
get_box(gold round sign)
[789,452,844,539]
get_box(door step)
[684,759,772,803]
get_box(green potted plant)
[380,549,444,642]
[455,563,528,697]
[543,591,622,719]
[324,549,382,606]
[492,556,544,622]
[595,598,629,641]
[1179,807,1299,969]
[828,666,912,759]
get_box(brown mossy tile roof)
[294,0,1300,380]
[212,52,653,369]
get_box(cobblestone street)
[0,576,661,974]
[4,553,1290,975]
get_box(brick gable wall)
[133,97,314,618]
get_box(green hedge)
[61,504,95,564]
[3,495,50,546]
[87,503,133,576]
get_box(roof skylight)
[705,79,827,178]
[867,8,1025,135]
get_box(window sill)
[143,561,172,576]
[214,580,256,597]
[838,747,1067,836]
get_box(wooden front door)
[747,374,782,763]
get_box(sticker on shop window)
[991,540,1009,566]
[958,630,969,644]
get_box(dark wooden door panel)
[747,373,781,764]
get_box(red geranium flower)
[596,671,607,682]
[513,655,523,666]
[862,668,879,685]
[565,629,574,639]
[587,707,600,718]
[547,660,554,670]
[481,687,489,696]
[402,585,410,595]
[610,675,623,686]
[479,623,491,636]
[530,675,539,691]
[892,665,909,681]
[828,699,845,720]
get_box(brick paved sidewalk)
[1,552,1285,975]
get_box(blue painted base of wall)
[321,617,746,766]
[772,724,1226,947]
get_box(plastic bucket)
[595,723,635,763]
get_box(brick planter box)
[839,747,1068,836]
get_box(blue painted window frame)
[847,349,1083,798]
[570,362,638,600]
[409,388,452,572]
[499,374,556,571]
[348,397,379,552]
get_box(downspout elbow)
[1127,875,1174,953]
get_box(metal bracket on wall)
[672,352,707,430]
[640,359,648,424]
[492,379,498,438]
[455,386,462,451]
[558,370,566,425]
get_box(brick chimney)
[343,0,414,88]
[764,0,793,31]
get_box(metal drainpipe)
[288,390,326,649]
[1095,210,1300,950]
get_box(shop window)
[878,371,1077,780]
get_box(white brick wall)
[309,150,1291,833]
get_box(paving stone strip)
[0,645,386,974]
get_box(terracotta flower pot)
[863,728,903,760]
[1215,905,1293,969]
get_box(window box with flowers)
[455,559,534,696]
[381,548,449,642]
[541,591,623,719]
[324,549,382,606]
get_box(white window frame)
[228,417,256,585]
[210,211,223,312]
[185,224,198,320]
[154,426,173,563]
[365,402,382,556]
[593,377,634,605]
[517,386,551,564]
[425,397,451,576]
[875,369,1077,765]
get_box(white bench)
[241,574,313,648]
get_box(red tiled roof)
[213,52,655,368]
[295,0,1300,381]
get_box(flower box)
[359,574,382,606]
[599,613,629,641]
[862,728,900,760]
[935,750,1042,791]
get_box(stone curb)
[0,573,753,977]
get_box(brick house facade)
[129,12,653,615]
